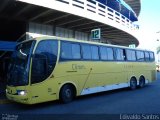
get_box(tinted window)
[31,40,58,84]
[115,48,124,61]
[61,42,81,60]
[61,42,72,59]
[82,45,91,60]
[136,51,145,61]
[107,47,114,60]
[126,49,136,61]
[149,52,155,61]
[91,46,99,60]
[72,44,81,59]
[100,47,114,60]
[100,47,107,60]
[145,51,150,61]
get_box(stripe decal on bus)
[81,80,149,95]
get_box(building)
[0,0,141,92]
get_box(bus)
[6,36,156,104]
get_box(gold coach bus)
[6,36,156,104]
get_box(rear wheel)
[60,84,74,103]
[130,78,137,90]
[139,77,145,88]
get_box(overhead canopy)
[0,41,17,51]
[0,0,140,46]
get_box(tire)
[139,77,145,88]
[60,84,74,103]
[130,78,137,90]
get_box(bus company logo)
[72,64,86,70]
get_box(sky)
[137,0,160,52]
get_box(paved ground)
[0,72,160,119]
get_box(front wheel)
[130,78,137,90]
[60,85,74,103]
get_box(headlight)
[6,89,8,93]
[17,90,27,96]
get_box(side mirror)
[17,50,28,60]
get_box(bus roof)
[28,36,153,52]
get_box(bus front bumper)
[6,92,31,104]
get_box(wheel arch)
[129,76,137,85]
[139,75,145,81]
[129,76,137,82]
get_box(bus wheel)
[139,76,145,88]
[130,78,137,90]
[60,84,74,103]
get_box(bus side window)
[31,40,58,84]
[81,44,91,60]
[136,51,145,61]
[149,52,155,61]
[115,48,124,61]
[61,42,72,60]
[61,42,81,60]
[126,49,136,61]
[144,51,150,61]
[100,46,108,60]
[91,46,99,60]
[72,44,81,59]
[107,47,114,60]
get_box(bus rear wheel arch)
[139,76,145,88]
[130,77,137,90]
[59,83,76,103]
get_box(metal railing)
[56,0,139,30]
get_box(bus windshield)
[7,41,35,86]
